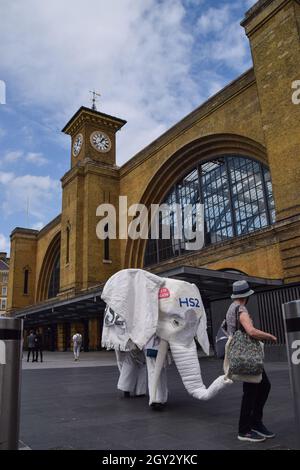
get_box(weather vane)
[89,90,101,111]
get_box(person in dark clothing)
[34,330,43,362]
[226,280,277,443]
[27,330,36,362]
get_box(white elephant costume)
[101,269,231,407]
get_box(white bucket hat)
[231,280,254,299]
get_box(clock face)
[90,131,111,153]
[72,133,83,157]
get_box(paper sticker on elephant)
[101,269,232,408]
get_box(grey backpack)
[215,319,229,359]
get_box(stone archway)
[36,232,61,302]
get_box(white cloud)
[0,171,14,184]
[0,150,48,167]
[25,152,48,166]
[0,0,205,165]
[3,151,23,163]
[0,233,8,252]
[0,1,253,165]
[196,3,252,72]
[0,171,61,221]
[197,5,232,34]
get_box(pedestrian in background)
[72,332,82,361]
[34,329,43,362]
[27,330,36,362]
[226,280,277,443]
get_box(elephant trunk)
[169,340,231,401]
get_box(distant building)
[7,0,300,357]
[0,252,9,315]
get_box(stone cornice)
[62,106,127,137]
[10,228,39,240]
[61,160,120,187]
[241,0,299,35]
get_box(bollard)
[0,317,23,450]
[282,300,300,449]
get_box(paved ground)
[20,352,299,450]
[22,351,117,369]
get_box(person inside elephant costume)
[101,269,232,408]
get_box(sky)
[0,0,256,255]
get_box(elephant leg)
[146,355,168,405]
[134,363,147,396]
[117,352,139,393]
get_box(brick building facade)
[7,0,300,353]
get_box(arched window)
[144,155,275,266]
[48,252,60,299]
[66,224,70,264]
[23,268,29,294]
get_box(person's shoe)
[238,431,266,442]
[123,391,130,398]
[150,403,166,412]
[252,424,275,439]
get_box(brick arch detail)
[36,232,61,302]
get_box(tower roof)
[62,106,127,136]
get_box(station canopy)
[14,266,283,326]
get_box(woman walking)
[226,280,277,443]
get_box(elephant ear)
[101,269,165,350]
[193,286,210,356]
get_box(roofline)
[10,214,61,240]
[37,214,61,238]
[158,265,284,287]
[61,106,127,133]
[0,260,9,269]
[13,286,104,318]
[120,68,256,176]
[10,227,39,239]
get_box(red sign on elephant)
[159,287,170,299]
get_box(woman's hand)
[268,334,277,343]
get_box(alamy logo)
[0,80,6,105]
[292,80,300,104]
[0,340,6,364]
[96,196,205,251]
[291,339,300,365]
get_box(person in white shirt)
[72,332,82,361]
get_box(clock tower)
[62,106,126,167]
[60,106,126,296]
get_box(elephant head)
[151,277,230,403]
[101,269,231,404]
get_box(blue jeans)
[73,344,81,359]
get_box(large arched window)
[48,252,60,299]
[144,155,275,266]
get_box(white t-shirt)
[73,333,82,345]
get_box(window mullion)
[225,157,238,238]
